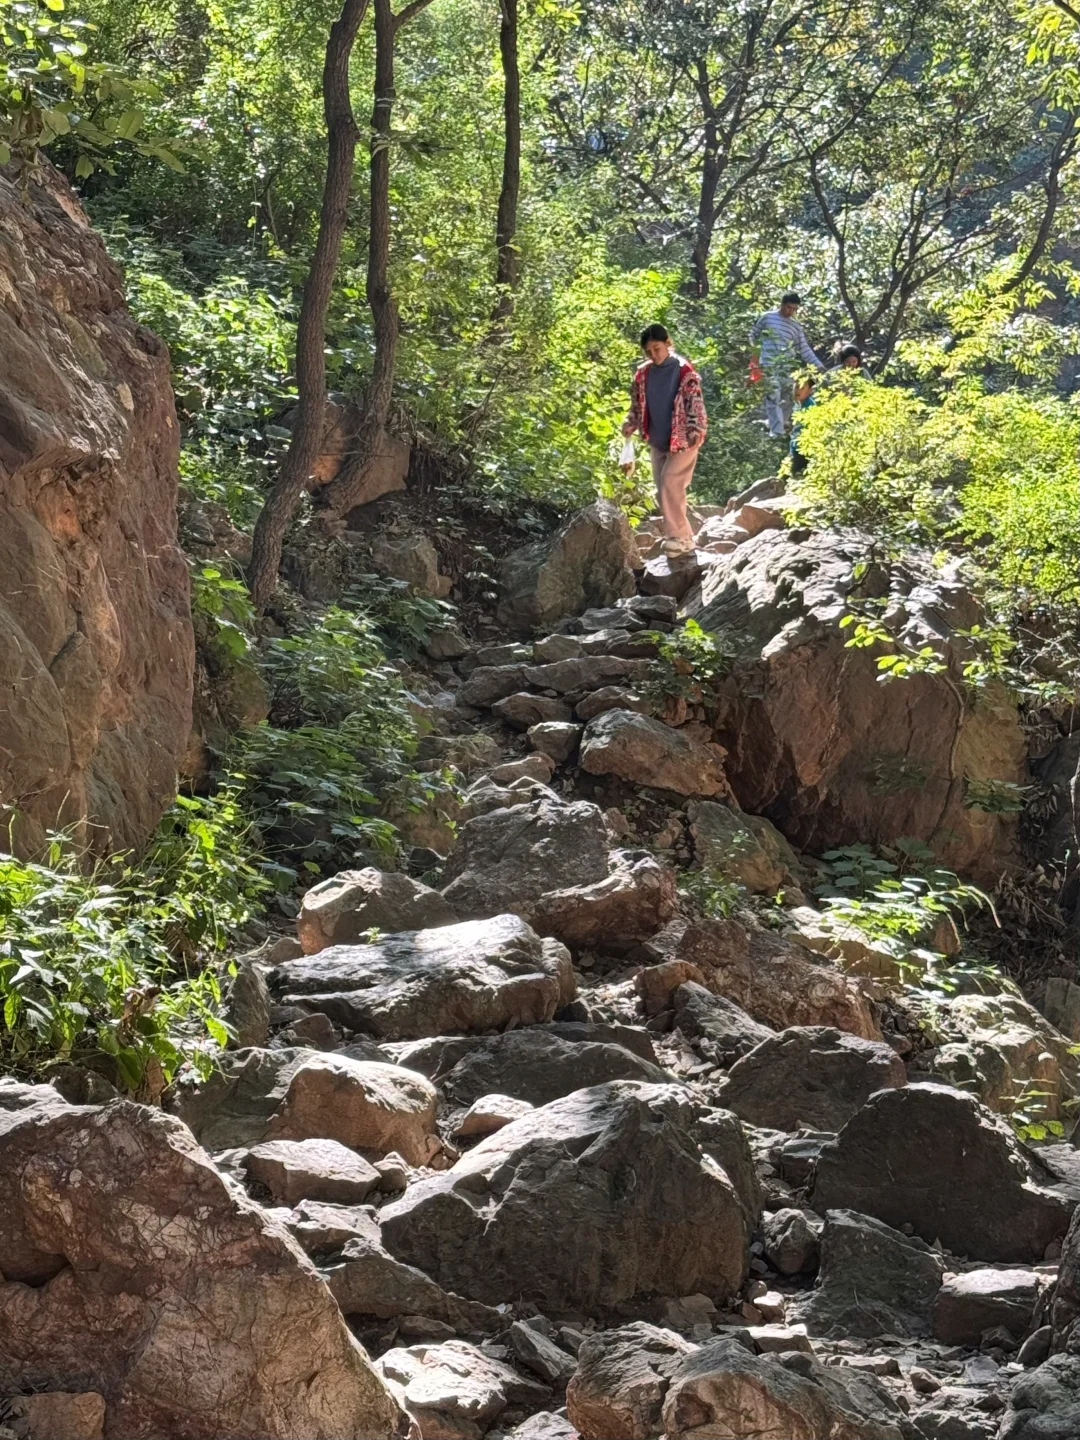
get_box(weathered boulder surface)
[1051,1202,1080,1347]
[691,801,805,893]
[810,1083,1073,1262]
[917,992,1080,1122]
[377,1340,549,1438]
[718,1026,906,1133]
[297,867,457,954]
[998,1354,1080,1440]
[441,799,610,922]
[0,164,193,856]
[580,710,727,797]
[795,1209,944,1339]
[0,1098,403,1439]
[932,1267,1039,1346]
[672,982,774,1063]
[565,1323,696,1440]
[662,1339,910,1440]
[270,915,575,1040]
[380,1082,751,1312]
[674,918,881,1039]
[423,1028,668,1108]
[534,850,677,947]
[763,1207,823,1276]
[169,1047,441,1165]
[241,1138,381,1205]
[497,500,638,635]
[694,528,1025,880]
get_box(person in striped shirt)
[749,292,824,438]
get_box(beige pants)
[649,444,700,540]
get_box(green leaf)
[114,107,143,140]
[74,153,93,178]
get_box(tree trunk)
[493,0,521,313]
[689,101,719,299]
[247,0,367,609]
[320,0,435,518]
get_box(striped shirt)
[750,310,824,370]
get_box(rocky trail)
[5,466,1080,1440]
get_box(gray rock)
[672,982,774,1063]
[1051,1179,1080,1348]
[718,1026,907,1133]
[810,1083,1073,1262]
[522,655,652,694]
[223,957,271,1048]
[691,801,806,894]
[493,692,575,729]
[503,1414,579,1440]
[763,1207,823,1275]
[430,1028,669,1108]
[1017,1325,1053,1368]
[527,721,583,763]
[490,753,557,785]
[296,867,457,954]
[377,1340,549,1436]
[242,1138,381,1205]
[475,641,533,667]
[497,500,638,635]
[458,663,529,708]
[933,1267,1040,1346]
[575,685,652,722]
[533,633,585,660]
[533,850,677,948]
[278,1198,377,1255]
[661,1339,910,1439]
[796,1209,944,1338]
[441,798,610,922]
[380,1082,751,1312]
[269,914,575,1041]
[453,1093,534,1139]
[580,709,727,797]
[914,1411,995,1440]
[997,1354,1080,1439]
[565,1323,695,1439]
[509,1321,576,1385]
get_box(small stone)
[527,721,583,763]
[490,753,557,785]
[509,1319,576,1385]
[374,1152,411,1191]
[748,1324,813,1353]
[840,1354,901,1376]
[755,1291,787,1323]
[909,1367,943,1394]
[242,1138,381,1206]
[280,1012,338,1049]
[453,1093,534,1139]
[1017,1324,1052,1367]
[397,1314,457,1340]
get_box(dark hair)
[781,291,801,305]
[640,322,670,347]
[838,342,863,363]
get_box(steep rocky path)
[3,493,1080,1440]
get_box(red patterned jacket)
[625,354,708,453]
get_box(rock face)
[441,799,611,922]
[0,1098,403,1439]
[533,850,677,947]
[796,1210,944,1338]
[672,982,774,1063]
[580,710,727,797]
[661,1339,909,1440]
[810,1083,1073,1262]
[718,1026,906,1132]
[695,528,1025,880]
[380,1082,751,1312]
[270,914,575,1040]
[297,868,458,953]
[1051,1203,1080,1346]
[566,1323,696,1440]
[497,500,638,635]
[691,801,804,893]
[170,1047,441,1164]
[0,164,193,856]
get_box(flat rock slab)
[377,1340,549,1436]
[297,866,457,953]
[580,709,727,797]
[810,1083,1074,1262]
[242,1138,380,1206]
[933,1266,1040,1346]
[380,1081,750,1313]
[269,913,574,1041]
[718,1025,906,1133]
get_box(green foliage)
[678,867,745,920]
[342,576,454,659]
[963,778,1032,815]
[0,790,268,1094]
[644,618,741,705]
[190,564,255,661]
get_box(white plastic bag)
[618,437,636,470]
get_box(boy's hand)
[622,420,636,437]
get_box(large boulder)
[566,1323,696,1440]
[917,993,1080,1122]
[0,164,193,856]
[691,801,805,893]
[998,1355,1080,1440]
[672,982,774,1063]
[269,914,575,1040]
[1051,1202,1080,1346]
[377,1340,549,1438]
[932,1267,1040,1346]
[533,850,677,947]
[0,1098,403,1439]
[440,799,610,922]
[673,918,881,1039]
[580,710,727,797]
[169,1047,441,1165]
[795,1209,944,1339]
[297,868,457,954]
[662,1339,910,1440]
[497,500,638,635]
[718,1026,906,1132]
[810,1083,1073,1262]
[380,1082,751,1312]
[694,528,1025,881]
[423,1028,669,1108]
[241,1138,381,1205]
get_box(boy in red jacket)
[622,323,708,556]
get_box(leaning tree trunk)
[493,0,521,316]
[247,0,368,610]
[319,0,434,518]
